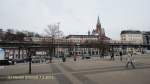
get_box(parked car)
[0,60,9,65]
[32,58,40,63]
[83,54,91,59]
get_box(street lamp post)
[57,22,60,58]
[28,48,32,74]
[50,35,54,63]
[73,44,77,61]
[76,43,80,55]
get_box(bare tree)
[16,31,26,42]
[45,23,63,38]
[3,29,16,41]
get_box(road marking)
[0,66,4,69]
[55,64,82,84]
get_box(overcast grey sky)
[0,0,150,40]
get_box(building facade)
[66,35,98,44]
[143,31,150,45]
[121,30,143,44]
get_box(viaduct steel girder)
[0,41,149,48]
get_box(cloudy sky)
[0,0,150,40]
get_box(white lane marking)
[0,66,5,69]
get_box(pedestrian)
[100,51,104,59]
[110,52,114,61]
[74,53,77,61]
[126,51,135,69]
[62,52,66,62]
[119,51,123,61]
[49,57,52,63]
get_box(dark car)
[0,59,11,65]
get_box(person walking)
[110,52,115,61]
[126,50,135,69]
[62,52,65,62]
[74,53,77,61]
[119,51,123,61]
[100,51,104,59]
[49,57,52,63]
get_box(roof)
[142,31,150,35]
[66,35,98,39]
[121,30,142,34]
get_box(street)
[0,54,150,84]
